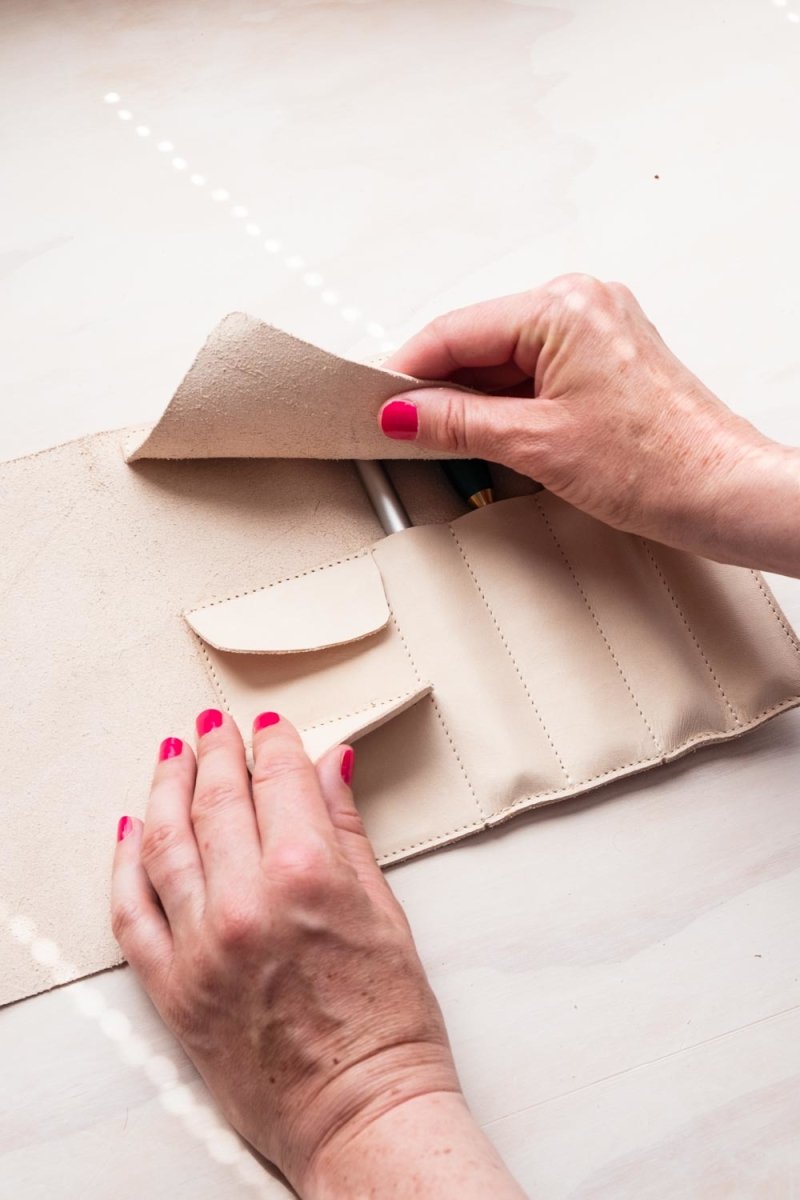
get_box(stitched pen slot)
[373,520,570,815]
[185,493,800,868]
[532,496,767,758]
[446,498,660,795]
[639,545,800,721]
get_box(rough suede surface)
[125,312,465,462]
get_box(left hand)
[111,710,461,1194]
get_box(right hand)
[381,275,798,573]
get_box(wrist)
[285,1044,462,1196]
[700,435,800,575]
[304,1089,526,1200]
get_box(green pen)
[442,459,494,508]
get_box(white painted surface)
[1,1,799,1196]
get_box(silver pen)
[355,460,411,534]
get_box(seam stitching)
[299,689,427,734]
[535,496,663,755]
[641,540,742,728]
[187,550,367,614]
[191,618,799,858]
[388,607,486,821]
[447,522,572,784]
[378,690,800,860]
[193,632,233,713]
[750,570,800,655]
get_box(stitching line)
[750,570,800,655]
[189,582,799,859]
[377,689,800,862]
[447,522,572,784]
[388,608,486,822]
[195,628,428,740]
[193,631,233,713]
[535,496,663,755]
[299,689,427,733]
[641,540,742,728]
[186,550,367,614]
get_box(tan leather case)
[186,493,800,866]
[2,314,799,1006]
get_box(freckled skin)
[112,717,526,1199]
[157,890,457,1180]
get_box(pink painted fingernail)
[380,398,418,440]
[254,711,280,731]
[117,816,133,842]
[196,708,223,736]
[340,747,355,786]
[159,737,183,761]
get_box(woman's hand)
[382,275,800,576]
[112,711,525,1199]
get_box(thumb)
[378,388,534,461]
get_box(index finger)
[384,288,546,380]
[250,712,334,852]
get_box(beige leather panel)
[373,523,571,815]
[445,499,674,785]
[645,542,800,718]
[186,551,389,653]
[546,500,731,754]
[301,685,433,765]
[201,623,420,758]
[188,495,800,846]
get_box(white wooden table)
[2,2,799,1195]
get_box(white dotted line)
[0,899,270,1192]
[102,91,397,352]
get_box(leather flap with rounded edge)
[184,552,389,654]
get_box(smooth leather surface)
[186,550,390,653]
[189,494,800,864]
[2,316,799,1008]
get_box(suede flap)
[125,313,466,462]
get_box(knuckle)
[573,273,606,302]
[550,271,597,294]
[251,752,310,791]
[606,279,636,304]
[191,778,244,820]
[546,273,607,318]
[267,839,333,899]
[330,806,367,838]
[212,902,261,951]
[439,392,471,454]
[141,821,184,868]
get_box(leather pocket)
[185,495,800,864]
[185,551,431,762]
